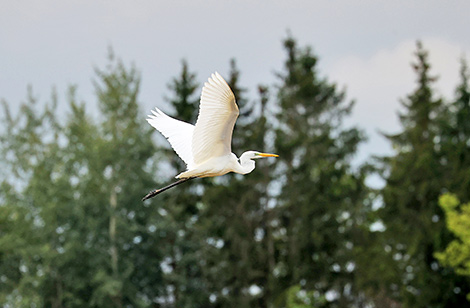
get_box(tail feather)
[142,177,197,201]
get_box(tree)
[0,53,164,307]
[435,194,470,302]
[149,61,213,308]
[434,60,470,303]
[196,60,278,308]
[377,42,468,307]
[441,58,470,201]
[273,35,368,307]
[92,52,161,307]
[165,59,200,124]
[0,88,70,307]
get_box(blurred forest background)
[1,35,470,308]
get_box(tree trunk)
[109,186,122,308]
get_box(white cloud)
[328,38,468,161]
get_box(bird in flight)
[142,72,278,201]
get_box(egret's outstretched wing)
[147,108,194,167]
[192,72,238,165]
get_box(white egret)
[142,72,278,201]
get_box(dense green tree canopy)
[1,36,470,308]
[376,42,469,307]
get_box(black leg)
[142,177,197,201]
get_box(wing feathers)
[192,72,238,164]
[146,108,194,168]
[147,72,238,169]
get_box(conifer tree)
[0,89,71,307]
[377,42,468,307]
[92,52,160,307]
[166,59,200,124]
[153,61,212,307]
[0,53,163,307]
[176,58,282,308]
[273,35,368,307]
[441,59,470,201]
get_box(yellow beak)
[258,153,279,158]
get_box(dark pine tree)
[152,61,213,308]
[273,35,368,307]
[377,42,469,307]
[441,58,470,202]
[199,60,278,308]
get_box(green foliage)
[435,194,470,301]
[284,285,327,308]
[197,59,276,307]
[3,35,470,308]
[440,59,470,202]
[0,36,371,308]
[149,60,211,307]
[376,42,469,307]
[0,53,161,307]
[165,59,200,123]
[273,35,369,307]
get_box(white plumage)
[143,72,278,200]
[148,108,194,167]
[192,72,238,165]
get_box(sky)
[1,0,470,180]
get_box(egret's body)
[177,151,257,178]
[142,72,278,200]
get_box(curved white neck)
[236,153,256,175]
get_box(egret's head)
[243,151,279,160]
[237,151,279,175]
